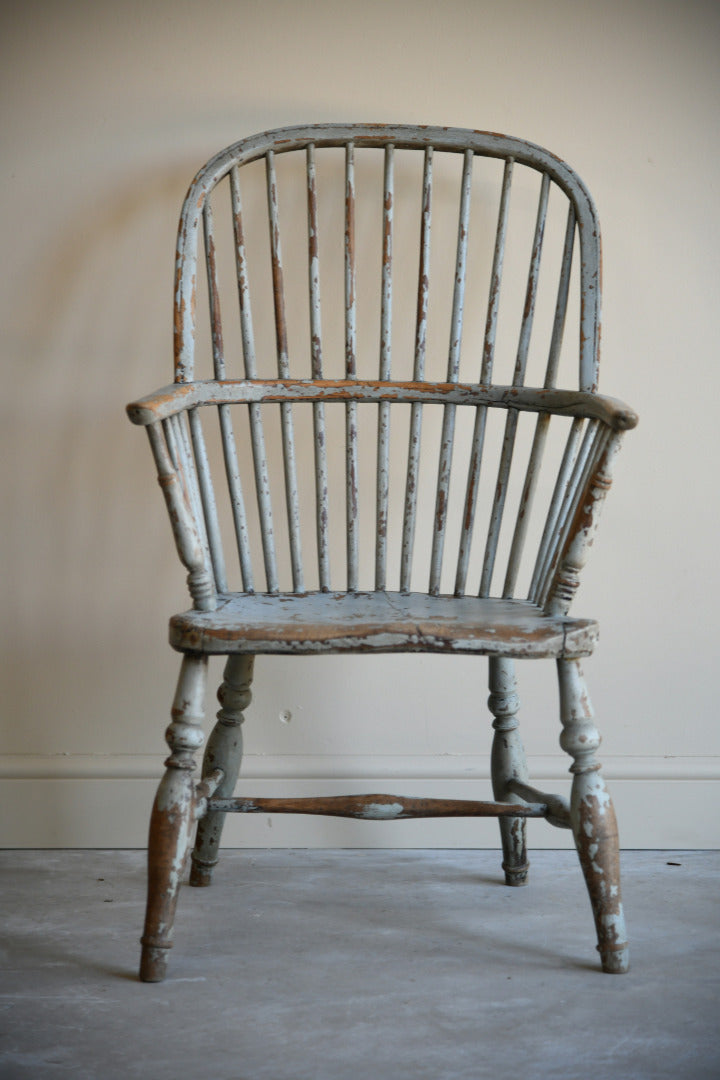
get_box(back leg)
[557,658,629,973]
[488,657,530,886]
[190,654,254,887]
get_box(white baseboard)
[1,755,717,848]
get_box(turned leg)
[488,657,530,886]
[190,654,255,887]
[557,658,629,973]
[140,653,207,983]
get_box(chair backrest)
[145,124,630,608]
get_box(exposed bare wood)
[146,422,215,611]
[557,659,629,972]
[539,420,609,609]
[401,146,433,593]
[480,174,551,598]
[266,151,304,592]
[140,654,208,982]
[306,144,330,590]
[528,416,583,603]
[166,414,206,563]
[376,144,394,591]
[188,407,227,593]
[545,430,622,616]
[201,201,255,587]
[230,166,278,591]
[206,792,549,820]
[429,149,473,594]
[192,768,224,820]
[544,203,576,390]
[502,412,549,597]
[131,124,635,981]
[455,158,514,596]
[171,124,603,389]
[128,381,638,431]
[503,195,576,597]
[230,165,257,377]
[217,404,254,591]
[345,141,359,590]
[202,202,225,379]
[506,778,571,829]
[168,590,598,659]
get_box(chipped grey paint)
[557,658,629,973]
[130,124,636,981]
[168,591,599,659]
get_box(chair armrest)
[525,389,637,432]
[126,382,202,425]
[128,380,638,432]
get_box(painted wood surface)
[129,124,636,980]
[168,591,598,658]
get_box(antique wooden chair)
[127,124,637,982]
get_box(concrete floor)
[0,849,717,1080]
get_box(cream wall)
[2,0,719,848]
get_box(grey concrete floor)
[0,849,717,1080]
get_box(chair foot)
[502,854,529,887]
[599,942,630,974]
[139,943,171,983]
[188,857,215,888]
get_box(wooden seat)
[169,592,598,658]
[127,123,637,981]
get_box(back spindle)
[538,418,607,608]
[188,407,227,593]
[400,145,433,593]
[306,144,331,590]
[168,132,608,601]
[376,144,394,591]
[429,147,473,596]
[345,142,359,591]
[203,199,254,590]
[455,156,514,596]
[231,165,278,592]
[266,151,304,593]
[480,172,550,598]
[503,200,577,597]
[528,415,584,603]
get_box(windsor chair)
[127,124,637,982]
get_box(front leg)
[140,653,207,982]
[557,658,629,973]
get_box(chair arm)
[126,382,202,425]
[128,380,638,432]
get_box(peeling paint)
[133,123,635,981]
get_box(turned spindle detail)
[190,655,255,887]
[127,125,637,980]
[488,657,530,886]
[140,654,208,982]
[557,659,629,973]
